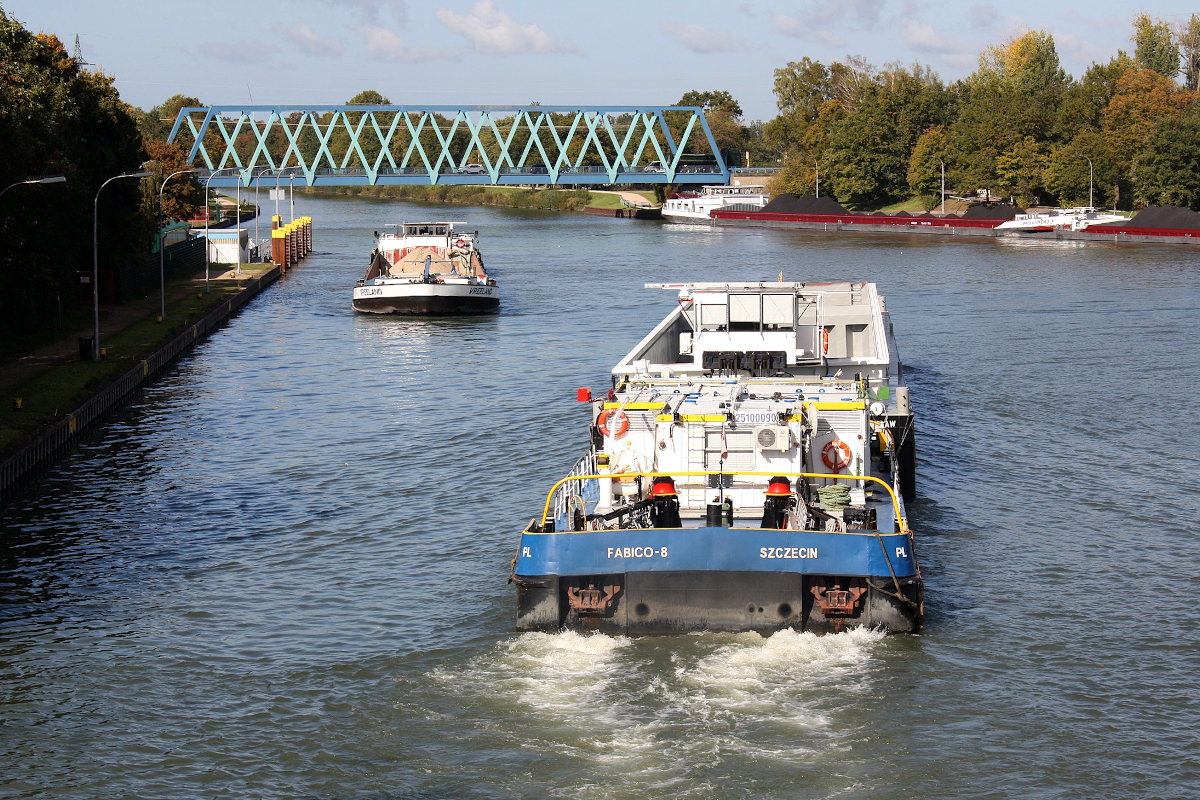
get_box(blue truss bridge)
[167,105,729,188]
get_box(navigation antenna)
[72,35,90,65]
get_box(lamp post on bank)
[273,167,301,219]
[0,174,66,202]
[158,168,195,320]
[93,170,152,361]
[203,167,237,294]
[928,155,945,215]
[1074,153,1094,208]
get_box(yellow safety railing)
[538,471,907,532]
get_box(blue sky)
[5,1,1196,120]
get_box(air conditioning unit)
[755,425,791,452]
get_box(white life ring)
[453,237,469,249]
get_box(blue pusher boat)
[511,281,922,635]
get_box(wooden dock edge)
[0,265,283,507]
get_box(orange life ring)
[821,327,830,355]
[821,439,852,471]
[597,409,629,437]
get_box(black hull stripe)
[353,296,500,315]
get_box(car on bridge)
[457,163,486,175]
[529,164,548,174]
[644,161,665,173]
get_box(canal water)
[3,196,1199,799]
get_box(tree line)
[0,7,204,339]
[704,14,1200,211]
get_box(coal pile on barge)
[1089,205,1200,229]
[961,202,1023,220]
[760,194,851,215]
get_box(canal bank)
[0,266,279,505]
[0,217,314,505]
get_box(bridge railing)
[168,105,729,187]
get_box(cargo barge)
[711,196,1200,244]
[510,281,922,635]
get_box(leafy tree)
[143,138,204,221]
[1043,131,1116,207]
[1,9,151,336]
[138,94,203,143]
[1133,14,1180,77]
[1179,14,1200,91]
[907,126,949,210]
[1131,103,1200,209]
[337,90,393,168]
[995,136,1049,206]
[771,57,833,121]
[766,153,819,197]
[823,89,909,207]
[677,90,745,154]
[948,31,1069,192]
[1054,53,1134,141]
[764,57,833,156]
[829,56,879,112]
[1102,69,1197,173]
[678,90,742,118]
[801,99,845,158]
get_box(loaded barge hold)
[511,281,921,635]
[352,221,499,315]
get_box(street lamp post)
[0,174,66,202]
[253,170,262,262]
[289,173,296,222]
[928,155,946,215]
[158,168,196,321]
[93,170,152,360]
[203,167,237,293]
[813,162,819,198]
[273,167,300,219]
[1074,153,1094,208]
[235,173,241,276]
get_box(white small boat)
[352,222,499,315]
[995,207,1125,233]
[661,185,770,224]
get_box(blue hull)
[512,526,923,635]
[516,526,918,577]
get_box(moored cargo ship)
[510,280,922,635]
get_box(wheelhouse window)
[699,303,727,331]
[728,294,761,331]
[762,294,794,330]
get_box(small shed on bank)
[200,228,249,264]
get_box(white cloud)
[771,11,847,47]
[279,23,346,57]
[361,26,458,61]
[435,1,579,55]
[970,2,1000,30]
[660,22,736,54]
[311,0,407,25]
[198,41,280,65]
[845,0,887,30]
[901,19,974,55]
